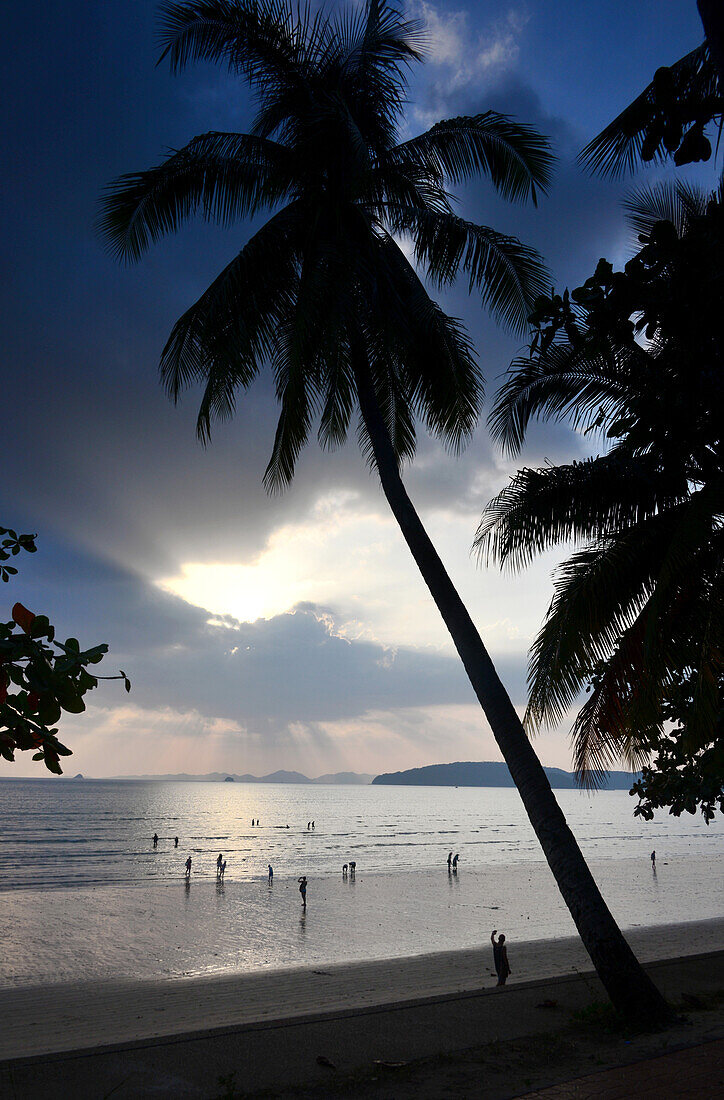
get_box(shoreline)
[3,916,724,1062]
[1,849,719,892]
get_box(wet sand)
[2,859,721,988]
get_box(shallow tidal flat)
[1,858,722,989]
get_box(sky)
[3,0,714,779]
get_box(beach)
[2,931,723,1098]
[2,780,722,1094]
[2,916,724,1061]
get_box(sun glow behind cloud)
[156,488,560,659]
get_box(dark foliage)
[477,182,724,813]
[0,528,129,774]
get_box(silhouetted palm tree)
[478,179,723,784]
[101,0,672,1024]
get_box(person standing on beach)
[650,850,656,869]
[491,930,510,986]
[185,856,192,878]
[219,860,226,881]
[447,851,453,871]
[298,876,307,906]
[153,833,158,848]
[452,853,460,872]
[216,853,223,877]
[268,864,273,882]
[174,836,179,848]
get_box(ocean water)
[1,779,721,987]
[1,778,721,890]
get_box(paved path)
[521,1036,724,1098]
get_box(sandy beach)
[3,916,724,1062]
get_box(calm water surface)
[1,778,721,890]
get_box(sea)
[0,778,722,987]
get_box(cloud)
[412,3,530,127]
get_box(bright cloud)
[412,2,531,126]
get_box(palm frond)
[99,131,294,261]
[578,43,716,178]
[334,0,425,145]
[570,609,656,786]
[571,553,724,782]
[158,0,312,91]
[524,507,689,732]
[361,233,482,457]
[475,451,686,570]
[623,179,710,240]
[488,342,641,457]
[263,213,362,487]
[392,207,548,334]
[159,200,304,438]
[391,113,553,204]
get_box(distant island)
[104,770,375,785]
[372,761,640,790]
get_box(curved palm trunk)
[355,364,673,1026]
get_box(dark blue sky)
[2,1,714,777]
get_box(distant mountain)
[372,761,640,791]
[313,772,375,785]
[105,770,373,784]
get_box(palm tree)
[477,179,723,789]
[101,0,672,1024]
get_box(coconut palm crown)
[100,0,551,487]
[476,180,724,786]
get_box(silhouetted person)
[268,864,273,882]
[185,856,192,878]
[452,853,459,872]
[650,850,656,869]
[349,860,356,878]
[491,930,510,986]
[342,864,348,877]
[307,821,310,830]
[298,876,307,906]
[153,833,158,848]
[447,851,452,871]
[174,836,179,848]
[312,821,315,829]
[251,818,254,827]
[220,859,226,881]
[217,853,223,876]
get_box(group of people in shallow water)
[170,832,513,986]
[152,833,179,849]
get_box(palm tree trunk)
[355,363,673,1026]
